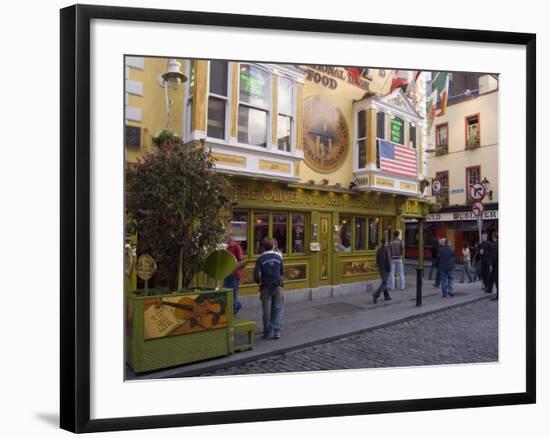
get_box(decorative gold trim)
[296,84,304,150]
[259,160,290,173]
[367,108,377,165]
[376,177,395,187]
[211,152,246,167]
[400,181,417,191]
[230,62,239,138]
[192,60,208,132]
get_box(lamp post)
[477,177,491,243]
[158,59,187,131]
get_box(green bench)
[232,318,256,353]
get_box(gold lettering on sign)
[259,160,290,173]
[376,177,395,187]
[211,153,246,167]
[400,182,417,191]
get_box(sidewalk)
[127,276,491,380]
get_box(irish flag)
[426,89,438,135]
[431,72,450,116]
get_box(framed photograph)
[60,4,536,433]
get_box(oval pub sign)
[302,96,349,173]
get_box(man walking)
[429,238,439,281]
[478,232,493,292]
[433,237,444,288]
[486,233,499,300]
[254,237,284,340]
[438,238,456,297]
[388,230,405,290]
[373,238,392,304]
[223,233,246,315]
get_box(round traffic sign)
[469,183,486,201]
[472,201,484,217]
[431,179,442,195]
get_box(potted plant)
[125,131,237,373]
[466,134,480,150]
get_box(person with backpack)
[254,237,284,340]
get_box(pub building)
[125,57,429,304]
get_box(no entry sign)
[472,201,484,217]
[469,183,486,201]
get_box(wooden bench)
[232,318,256,353]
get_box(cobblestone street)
[202,298,498,376]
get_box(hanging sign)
[137,254,157,281]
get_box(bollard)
[415,267,423,306]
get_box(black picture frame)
[60,4,536,433]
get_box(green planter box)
[126,288,234,373]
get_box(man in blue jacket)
[438,238,456,297]
[254,237,284,339]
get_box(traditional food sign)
[303,65,372,91]
[302,96,349,173]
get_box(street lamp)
[481,176,493,201]
[158,59,187,131]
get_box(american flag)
[378,139,417,178]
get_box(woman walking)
[460,242,474,283]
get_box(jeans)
[373,271,391,300]
[460,261,473,282]
[260,285,284,335]
[389,258,405,290]
[223,274,241,313]
[440,270,454,296]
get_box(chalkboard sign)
[125,125,141,148]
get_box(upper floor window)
[238,64,270,147]
[357,109,367,169]
[466,114,480,149]
[435,123,449,155]
[409,123,417,149]
[277,77,293,152]
[466,166,481,200]
[376,111,386,140]
[435,170,449,206]
[207,60,228,139]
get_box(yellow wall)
[126,57,188,163]
[300,67,391,186]
[427,91,499,204]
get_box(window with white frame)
[238,64,270,147]
[277,76,293,151]
[207,60,229,140]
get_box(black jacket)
[431,242,440,260]
[478,241,492,263]
[376,245,391,274]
